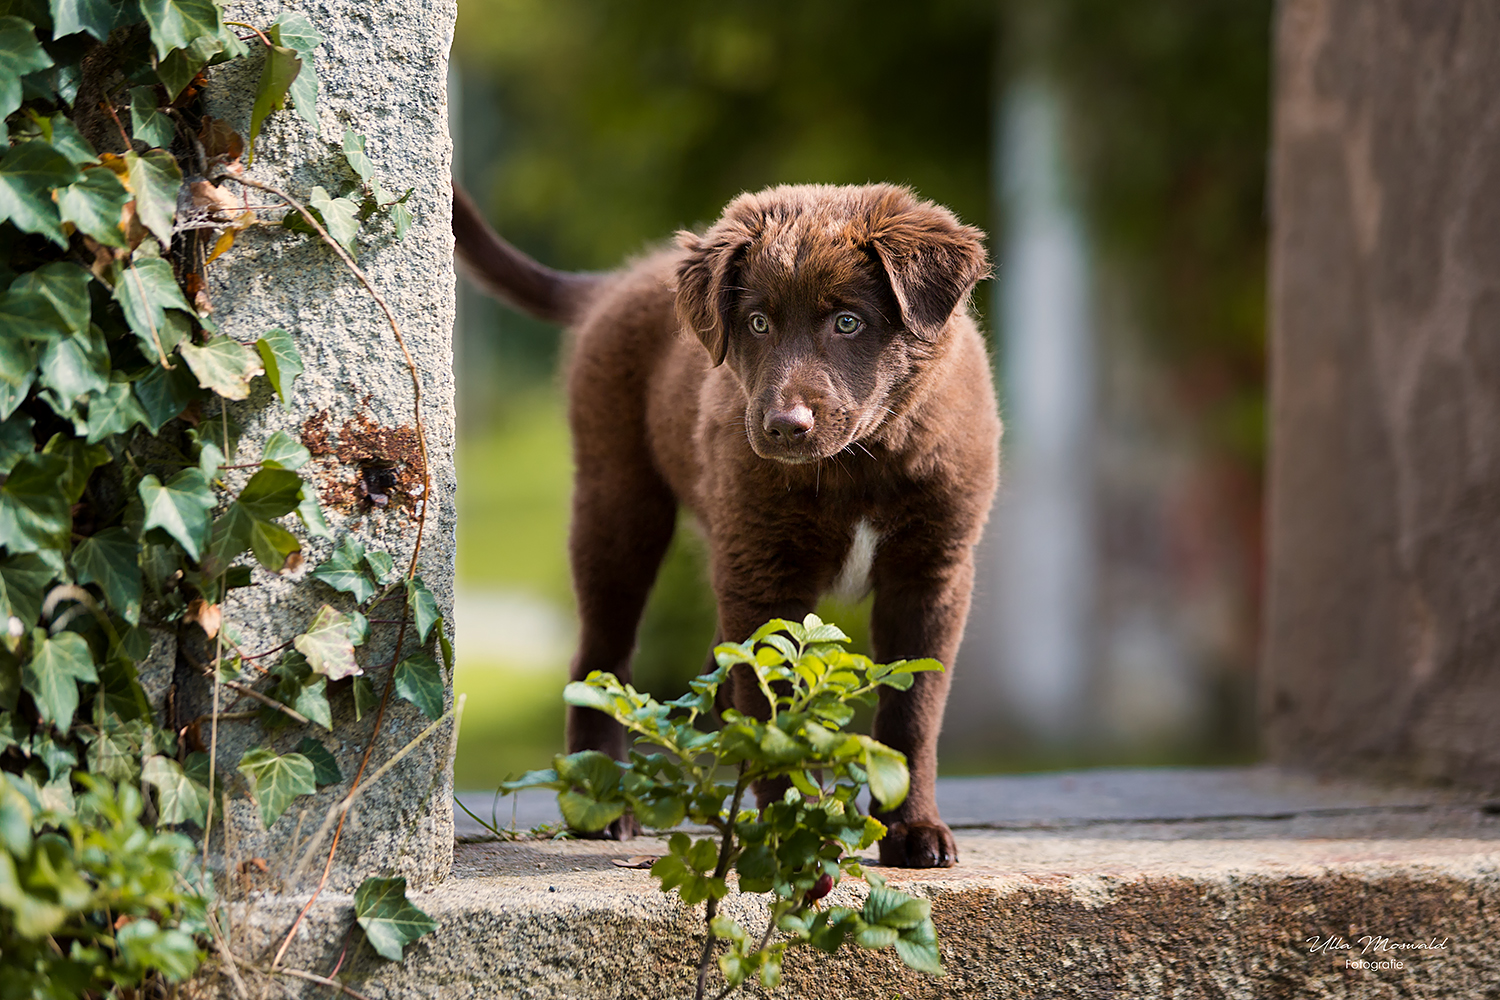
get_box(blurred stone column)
[1264,0,1500,787]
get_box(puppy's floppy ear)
[866,195,990,341]
[675,221,753,366]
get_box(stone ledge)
[199,768,1500,998]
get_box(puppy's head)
[675,184,988,464]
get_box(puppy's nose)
[764,403,814,442]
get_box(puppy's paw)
[877,820,958,868]
[575,812,641,841]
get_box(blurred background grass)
[448,0,1272,791]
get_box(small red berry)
[807,873,834,902]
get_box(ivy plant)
[1,0,435,992]
[505,615,944,1000]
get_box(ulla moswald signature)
[1307,934,1450,971]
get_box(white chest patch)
[829,519,879,602]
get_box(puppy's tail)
[451,181,602,326]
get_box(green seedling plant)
[505,614,944,1000]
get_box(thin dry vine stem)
[232,954,374,1000]
[202,171,437,970]
[695,765,751,1000]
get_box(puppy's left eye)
[834,312,862,336]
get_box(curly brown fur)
[453,181,1001,867]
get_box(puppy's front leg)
[867,536,977,868]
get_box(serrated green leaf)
[236,747,315,828]
[558,790,625,833]
[294,604,360,681]
[247,44,301,165]
[310,537,375,601]
[72,528,142,625]
[178,335,264,400]
[0,412,32,476]
[261,429,309,470]
[115,255,193,363]
[84,377,149,443]
[0,453,71,553]
[138,467,215,561]
[0,140,77,248]
[308,184,359,255]
[861,742,908,810]
[296,736,341,785]
[23,631,96,731]
[254,327,302,410]
[50,0,122,41]
[0,17,52,125]
[342,129,373,183]
[393,650,442,720]
[39,324,109,400]
[0,552,52,624]
[406,576,439,644]
[124,148,182,248]
[142,754,206,825]
[129,85,175,148]
[893,919,942,974]
[354,876,437,961]
[138,0,222,60]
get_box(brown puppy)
[452,182,1000,868]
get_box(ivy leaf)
[297,493,332,540]
[51,0,124,42]
[124,148,182,248]
[129,85,175,148]
[247,44,301,165]
[0,453,71,553]
[84,377,149,443]
[249,518,300,572]
[11,262,91,335]
[0,287,66,386]
[261,429,309,470]
[406,576,439,644]
[133,363,200,433]
[393,651,442,720]
[0,372,32,421]
[42,434,108,504]
[115,256,193,364]
[342,130,373,183]
[352,675,377,721]
[178,335,264,400]
[310,537,374,602]
[72,528,142,625]
[236,467,302,520]
[353,876,437,961]
[364,548,396,584]
[236,747,315,829]
[293,675,331,730]
[0,17,52,126]
[0,777,32,856]
[0,140,78,247]
[23,632,96,731]
[348,609,368,646]
[138,468,215,561]
[43,114,97,164]
[270,14,320,129]
[294,605,360,681]
[296,737,340,786]
[138,0,223,60]
[142,755,206,825]
[308,185,359,255]
[157,32,220,101]
[0,552,53,624]
[254,327,302,410]
[38,325,110,400]
[390,200,412,241]
[0,412,32,476]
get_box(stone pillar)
[1264,0,1500,788]
[184,0,458,890]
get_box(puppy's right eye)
[749,313,770,335]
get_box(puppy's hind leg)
[565,461,676,838]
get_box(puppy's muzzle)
[763,403,814,444]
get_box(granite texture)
[193,768,1500,998]
[156,0,459,894]
[1265,0,1500,790]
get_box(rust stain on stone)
[299,409,426,515]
